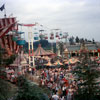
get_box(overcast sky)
[0,0,100,41]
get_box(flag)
[0,4,5,11]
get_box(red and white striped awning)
[0,35,20,55]
[0,17,17,38]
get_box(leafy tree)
[0,45,17,66]
[0,75,17,100]
[92,38,95,44]
[69,36,75,45]
[5,54,17,65]
[0,47,17,100]
[73,43,100,100]
[84,38,88,43]
[0,47,6,66]
[80,38,84,43]
[58,42,64,56]
[75,36,80,43]
[15,76,49,100]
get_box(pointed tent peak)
[34,44,48,56]
[64,48,69,53]
[34,44,56,56]
[45,60,53,66]
[54,60,63,66]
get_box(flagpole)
[4,4,6,18]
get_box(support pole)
[28,27,35,68]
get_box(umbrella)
[45,61,53,66]
[54,60,63,66]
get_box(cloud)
[0,0,100,41]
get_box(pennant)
[0,4,5,11]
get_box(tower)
[28,26,35,68]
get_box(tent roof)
[54,60,63,65]
[10,52,28,66]
[34,44,53,56]
[42,56,50,61]
[45,61,53,66]
[64,58,79,64]
[0,17,17,38]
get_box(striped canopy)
[0,17,21,55]
[45,61,53,66]
[64,58,79,64]
[34,44,49,56]
[0,17,18,38]
[54,60,63,66]
[0,35,20,55]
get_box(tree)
[69,36,75,45]
[73,43,100,100]
[0,46,17,100]
[0,74,17,100]
[15,76,49,100]
[80,38,84,43]
[0,47,6,66]
[75,36,80,43]
[0,45,17,67]
[5,54,17,65]
[58,42,64,56]
[92,38,95,44]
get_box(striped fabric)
[34,44,56,56]
[0,35,19,55]
[0,17,17,38]
[34,44,49,56]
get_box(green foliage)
[58,42,64,56]
[0,67,17,100]
[0,46,17,100]
[0,79,11,100]
[5,54,17,65]
[0,46,17,66]
[0,47,6,66]
[73,44,100,100]
[0,79,17,100]
[15,76,49,100]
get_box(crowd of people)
[37,66,77,100]
[4,63,78,100]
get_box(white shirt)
[52,94,59,100]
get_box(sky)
[0,0,100,42]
